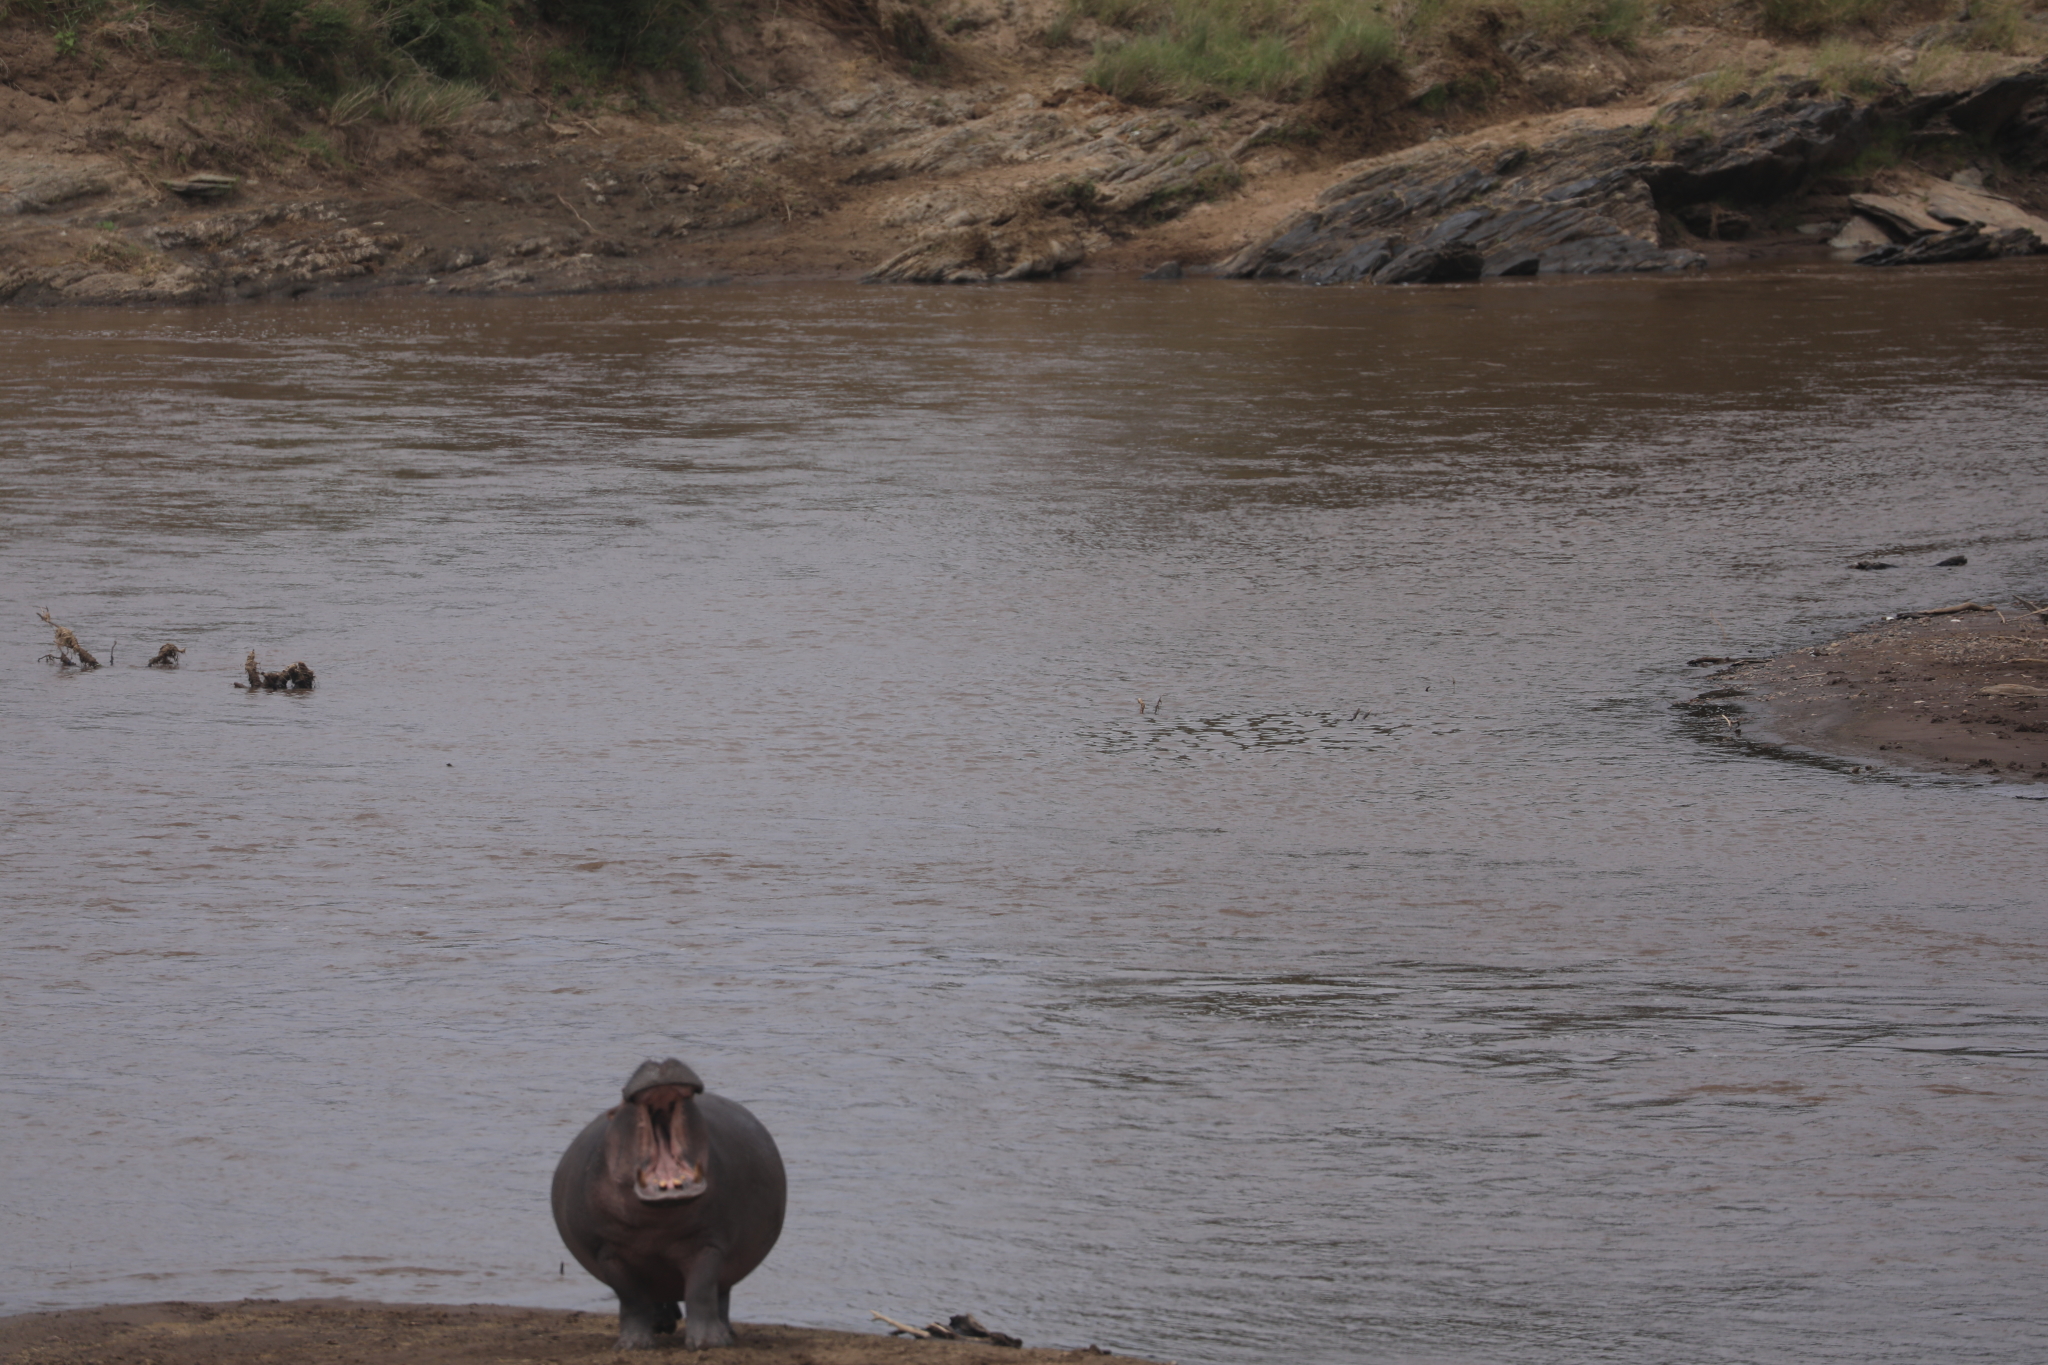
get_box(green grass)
[3,0,718,112]
[1963,0,2045,52]
[1811,35,1890,93]
[1075,0,1661,106]
[1756,0,1892,37]
[1079,0,1397,102]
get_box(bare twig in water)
[240,649,316,691]
[146,642,184,668]
[36,608,99,669]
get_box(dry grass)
[327,72,486,129]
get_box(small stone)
[1851,561,1895,570]
[164,172,239,200]
[1936,554,1967,566]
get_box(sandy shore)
[1681,599,2048,781]
[0,1300,1161,1365]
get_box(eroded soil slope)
[4,3,2048,302]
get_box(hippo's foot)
[615,1302,675,1350]
[682,1316,736,1350]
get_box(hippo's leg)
[718,1286,732,1332]
[681,1248,734,1349]
[607,1273,674,1351]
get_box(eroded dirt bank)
[5,1,2048,305]
[1680,602,2048,781]
[0,1300,1158,1365]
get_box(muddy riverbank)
[5,1,2048,303]
[1684,598,2048,780]
[0,1301,1157,1365]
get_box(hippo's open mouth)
[632,1084,708,1203]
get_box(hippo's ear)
[623,1057,705,1102]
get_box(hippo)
[552,1058,787,1349]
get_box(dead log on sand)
[870,1311,1023,1348]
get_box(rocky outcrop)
[1218,126,1707,282]
[1855,221,2043,265]
[1836,167,2048,263]
[860,220,1083,282]
[0,156,143,216]
[1221,63,2048,285]
[854,101,1240,282]
[0,202,402,305]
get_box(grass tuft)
[1081,0,1398,102]
[1811,36,1891,92]
[1756,0,1892,36]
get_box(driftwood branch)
[146,642,184,668]
[238,649,316,691]
[556,192,598,235]
[1896,602,1996,618]
[870,1312,928,1339]
[36,608,99,669]
[870,1311,1022,1348]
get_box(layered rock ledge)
[1221,66,2048,284]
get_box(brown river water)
[3,265,2047,1364]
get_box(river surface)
[3,265,2047,1364]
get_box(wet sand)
[0,1301,1154,1365]
[1688,601,2048,780]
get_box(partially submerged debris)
[240,649,315,691]
[870,1311,1023,1348]
[36,608,99,669]
[146,642,184,668]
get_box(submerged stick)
[146,642,184,668]
[242,649,316,691]
[36,608,99,669]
